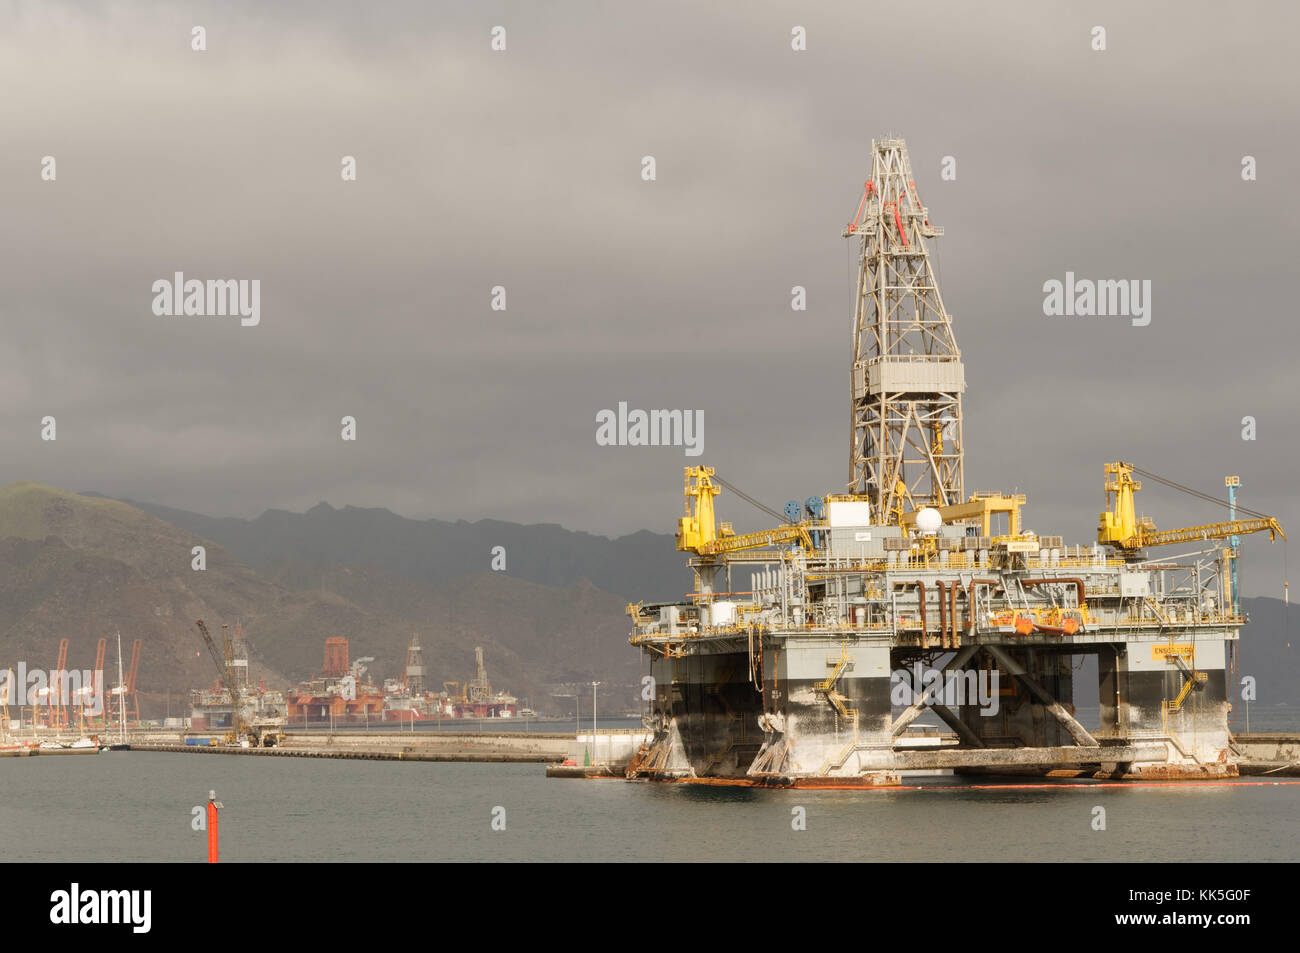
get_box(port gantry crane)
[44,637,69,731]
[91,637,107,727]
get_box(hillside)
[0,484,646,716]
[0,483,296,694]
[1237,596,1299,708]
[104,495,692,603]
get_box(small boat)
[36,739,100,755]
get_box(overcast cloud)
[2,1,1297,595]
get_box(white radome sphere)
[915,507,942,536]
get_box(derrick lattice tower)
[843,138,965,522]
[404,634,427,695]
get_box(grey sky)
[3,1,1297,595]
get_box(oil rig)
[626,137,1285,786]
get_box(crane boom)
[195,619,245,740]
[1098,462,1286,552]
[194,619,226,684]
[677,465,814,556]
[696,524,812,556]
[1137,517,1284,549]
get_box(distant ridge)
[0,483,649,715]
[91,494,691,603]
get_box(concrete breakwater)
[1234,733,1300,776]
[13,729,1295,775]
[133,744,549,762]
[144,730,572,762]
[546,731,1300,781]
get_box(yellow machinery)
[676,467,722,552]
[676,466,813,557]
[899,491,1027,538]
[1097,462,1285,553]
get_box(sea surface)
[2,750,1297,863]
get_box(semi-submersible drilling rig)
[626,137,1284,786]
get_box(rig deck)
[624,138,1279,787]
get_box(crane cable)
[1133,465,1291,641]
[711,474,789,525]
[1130,466,1274,521]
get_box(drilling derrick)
[624,132,1285,790]
[844,138,964,521]
[466,647,491,703]
[403,635,427,696]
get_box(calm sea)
[1,750,1296,862]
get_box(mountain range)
[0,481,1294,721]
[2,483,689,716]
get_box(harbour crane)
[49,638,69,731]
[194,619,249,745]
[91,637,107,726]
[124,638,142,723]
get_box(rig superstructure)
[626,137,1284,786]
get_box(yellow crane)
[1097,462,1285,553]
[676,466,813,556]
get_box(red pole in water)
[207,790,222,863]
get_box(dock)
[547,731,1300,782]
[1233,732,1300,777]
[134,729,571,763]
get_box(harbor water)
[1,750,1296,862]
